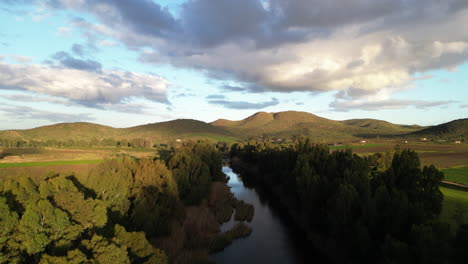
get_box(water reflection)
[211,167,327,264]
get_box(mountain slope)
[409,118,468,139]
[123,119,234,140]
[0,120,235,143]
[342,119,425,134]
[2,111,457,144]
[0,122,120,141]
[211,111,424,140]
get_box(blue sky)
[0,0,467,130]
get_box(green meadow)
[440,187,468,231]
[443,166,468,185]
[0,159,102,168]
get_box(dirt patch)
[0,156,25,163]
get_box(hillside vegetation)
[410,118,468,140]
[2,111,467,144]
[212,111,424,141]
[0,119,236,145]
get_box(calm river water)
[211,166,329,264]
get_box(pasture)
[350,142,468,168]
[440,187,468,232]
[442,166,468,185]
[0,147,157,181]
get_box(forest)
[230,139,468,263]
[0,141,252,264]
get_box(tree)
[84,159,133,215]
[0,196,21,264]
[82,234,130,264]
[168,148,211,205]
[113,224,168,263]
[39,249,90,264]
[19,199,82,255]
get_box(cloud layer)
[208,97,279,109]
[0,62,169,106]
[0,104,95,122]
[5,0,468,111]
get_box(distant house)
[176,139,182,142]
[455,141,461,144]
[361,140,367,143]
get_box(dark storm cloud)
[52,51,102,72]
[208,97,279,109]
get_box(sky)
[0,0,467,130]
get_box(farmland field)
[0,147,158,182]
[440,187,468,232]
[0,159,101,168]
[442,166,468,185]
[350,142,468,168]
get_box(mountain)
[123,119,235,141]
[342,119,425,134]
[3,111,462,144]
[409,118,468,139]
[0,120,236,143]
[211,111,424,140]
[0,122,120,141]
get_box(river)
[211,166,329,264]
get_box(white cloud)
[98,39,117,47]
[0,62,169,106]
[10,55,32,63]
[56,27,72,36]
[0,104,95,123]
[8,0,468,111]
[330,98,457,112]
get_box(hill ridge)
[1,111,465,143]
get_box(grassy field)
[0,159,102,168]
[440,187,468,232]
[0,147,156,181]
[442,166,468,185]
[329,143,385,150]
[350,143,468,168]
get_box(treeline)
[0,138,161,149]
[230,139,467,263]
[0,141,241,263]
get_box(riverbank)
[153,179,253,264]
[229,157,344,264]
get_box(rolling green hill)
[211,111,425,141]
[342,119,423,132]
[409,118,468,140]
[0,119,236,143]
[2,111,464,144]
[123,119,236,141]
[24,122,119,140]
